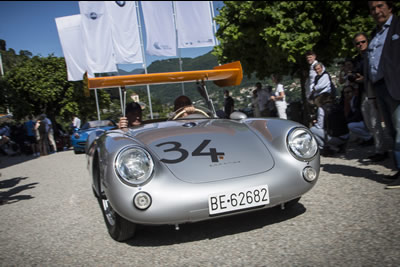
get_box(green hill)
[127,52,263,111]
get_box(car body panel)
[129,119,275,183]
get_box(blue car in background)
[71,120,116,154]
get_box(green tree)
[213,1,399,123]
[2,54,111,126]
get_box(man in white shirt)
[72,115,81,129]
[305,51,318,99]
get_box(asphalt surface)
[0,142,399,267]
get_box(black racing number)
[192,140,225,163]
[157,140,225,164]
[156,142,189,164]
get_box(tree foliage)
[213,1,380,79]
[213,1,400,123]
[1,42,111,125]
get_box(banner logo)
[89,12,98,20]
[85,12,103,21]
[153,42,161,50]
[115,1,126,7]
[153,42,172,51]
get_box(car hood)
[128,119,275,183]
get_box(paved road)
[1,144,399,267]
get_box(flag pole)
[0,52,10,114]
[0,52,4,76]
[172,1,185,95]
[136,1,153,119]
[94,88,101,120]
[210,1,219,46]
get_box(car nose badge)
[182,122,197,128]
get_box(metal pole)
[0,52,9,114]
[210,1,219,46]
[172,1,185,95]
[123,87,127,117]
[0,52,4,76]
[136,1,153,119]
[94,88,101,121]
[119,86,124,116]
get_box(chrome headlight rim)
[287,127,318,161]
[114,145,154,186]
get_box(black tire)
[97,181,136,242]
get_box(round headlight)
[287,128,318,161]
[115,146,154,186]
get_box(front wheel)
[98,182,136,241]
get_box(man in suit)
[367,1,400,189]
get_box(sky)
[0,1,224,71]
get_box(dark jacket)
[368,15,400,100]
[345,95,363,123]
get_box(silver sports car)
[85,62,320,241]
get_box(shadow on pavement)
[0,154,36,169]
[0,177,38,205]
[321,140,395,183]
[0,150,70,169]
[126,202,306,247]
[321,163,388,184]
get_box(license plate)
[208,185,270,215]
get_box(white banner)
[55,15,88,81]
[141,1,177,57]
[104,1,143,64]
[175,1,215,48]
[79,1,117,74]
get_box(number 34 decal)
[156,140,225,164]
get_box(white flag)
[55,15,88,81]
[79,1,117,74]
[175,1,215,48]
[141,1,177,57]
[104,1,143,64]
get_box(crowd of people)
[251,82,287,119]
[0,114,72,157]
[309,1,399,189]
[248,2,399,189]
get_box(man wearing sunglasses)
[353,33,388,163]
[366,1,400,189]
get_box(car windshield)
[81,120,115,130]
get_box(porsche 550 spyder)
[85,61,320,242]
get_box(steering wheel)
[172,108,210,120]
